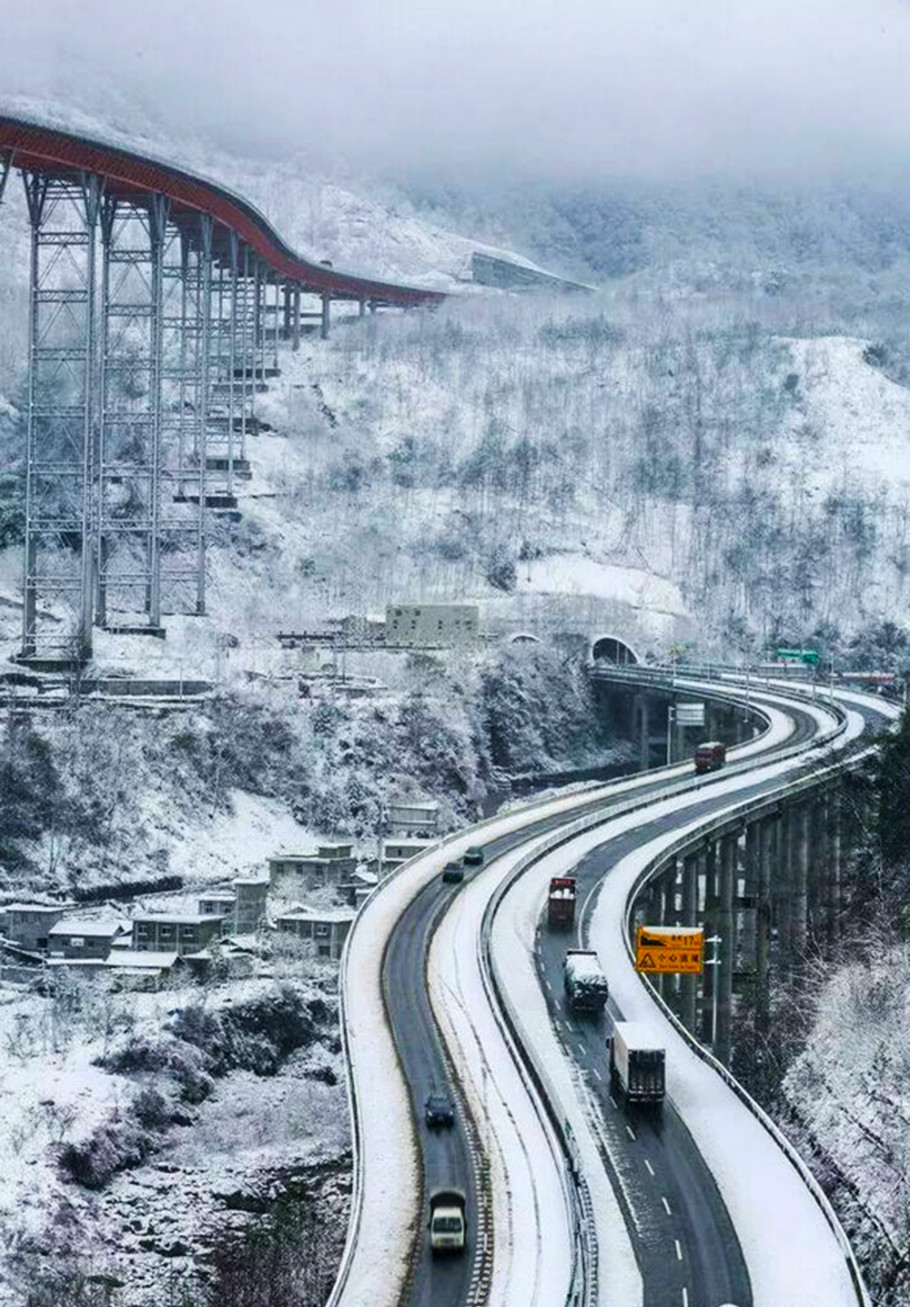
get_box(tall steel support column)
[715,833,736,1061]
[0,152,10,205]
[292,283,301,352]
[756,817,774,1033]
[239,246,250,461]
[254,260,265,383]
[20,171,101,660]
[147,196,167,626]
[94,193,169,631]
[194,215,213,615]
[271,272,280,370]
[680,854,698,1033]
[225,233,239,497]
[321,291,331,340]
[282,282,292,339]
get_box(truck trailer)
[564,949,609,1013]
[609,1021,665,1107]
[428,1188,467,1255]
[547,876,577,930]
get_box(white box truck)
[609,1021,665,1106]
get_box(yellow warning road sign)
[635,925,704,974]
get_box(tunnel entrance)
[591,634,639,665]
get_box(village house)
[2,903,70,953]
[132,911,227,955]
[47,914,130,961]
[231,875,269,932]
[274,907,356,960]
[104,950,185,989]
[387,799,440,838]
[268,843,357,895]
[197,892,237,922]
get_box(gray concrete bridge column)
[716,833,736,1061]
[637,693,650,770]
[826,789,842,950]
[681,852,699,1033]
[775,805,793,976]
[791,802,810,961]
[756,816,774,1034]
[700,840,719,1044]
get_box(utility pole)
[704,934,722,1048]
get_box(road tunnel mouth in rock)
[591,635,639,665]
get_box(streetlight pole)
[704,934,721,1048]
[666,704,676,766]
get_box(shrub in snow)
[58,1118,155,1190]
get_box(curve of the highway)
[484,683,894,1306]
[0,110,444,306]
[330,676,856,1307]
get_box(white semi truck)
[609,1021,666,1107]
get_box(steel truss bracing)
[10,174,286,658]
[21,172,100,659]
[0,113,440,663]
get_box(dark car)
[442,861,464,884]
[463,846,485,867]
[425,1093,456,1128]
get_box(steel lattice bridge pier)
[0,112,444,662]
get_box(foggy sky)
[2,0,907,184]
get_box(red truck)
[694,741,726,774]
[547,877,577,930]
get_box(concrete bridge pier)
[826,789,842,951]
[791,802,810,962]
[680,852,699,1033]
[756,816,774,1033]
[774,806,793,976]
[716,832,736,1061]
[700,841,719,1044]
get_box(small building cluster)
[1,795,446,983]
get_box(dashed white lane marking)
[577,1044,587,1059]
[609,1095,618,1110]
[591,1067,602,1081]
[682,1288,688,1307]
[643,1158,655,1177]
[625,1124,636,1142]
[662,1196,672,1215]
[675,1238,683,1261]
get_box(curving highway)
[332,674,885,1307]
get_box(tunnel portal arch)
[590,634,640,666]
